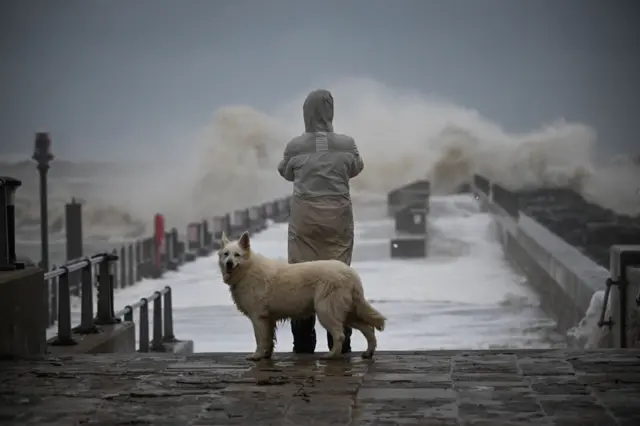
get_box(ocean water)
[48,194,563,352]
[9,77,640,254]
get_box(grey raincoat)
[277,89,364,266]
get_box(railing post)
[152,291,163,351]
[120,245,126,287]
[74,258,98,334]
[94,254,118,325]
[65,198,83,296]
[111,248,118,289]
[202,219,210,250]
[172,227,182,263]
[127,243,134,286]
[135,241,142,281]
[163,286,176,342]
[169,230,176,261]
[124,306,133,322]
[50,266,77,346]
[148,237,155,276]
[49,264,58,326]
[607,245,640,348]
[139,298,149,352]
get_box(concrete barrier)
[387,181,430,259]
[625,266,640,347]
[394,201,428,235]
[472,179,609,342]
[0,267,48,357]
[386,179,430,217]
[390,236,428,258]
[607,247,640,349]
[472,175,640,348]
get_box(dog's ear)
[238,231,250,250]
[220,232,229,248]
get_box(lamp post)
[32,132,54,271]
[0,176,24,271]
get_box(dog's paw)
[246,352,264,361]
[320,353,343,361]
[361,351,374,359]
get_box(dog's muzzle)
[225,259,236,274]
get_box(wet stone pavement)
[1,349,640,425]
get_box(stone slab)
[1,349,640,425]
[0,267,48,357]
[46,321,136,355]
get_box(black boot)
[291,317,316,354]
[327,326,352,354]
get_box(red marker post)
[154,213,165,270]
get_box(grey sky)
[1,0,638,160]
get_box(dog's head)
[218,231,251,283]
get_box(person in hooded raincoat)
[277,89,364,354]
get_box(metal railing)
[597,246,640,348]
[46,253,119,346]
[46,251,178,352]
[114,286,176,352]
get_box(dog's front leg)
[247,317,271,361]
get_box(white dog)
[218,231,386,361]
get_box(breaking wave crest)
[6,77,639,240]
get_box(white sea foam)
[9,77,639,243]
[47,194,560,352]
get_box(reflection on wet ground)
[2,349,640,425]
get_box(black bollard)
[65,198,83,295]
[120,245,127,287]
[127,243,134,286]
[0,176,24,271]
[184,223,199,262]
[200,219,211,256]
[135,240,142,282]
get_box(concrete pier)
[1,349,639,425]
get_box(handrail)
[596,246,640,349]
[44,253,108,280]
[45,252,119,346]
[114,285,175,352]
[45,250,176,352]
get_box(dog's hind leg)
[247,317,272,361]
[348,320,377,359]
[316,309,346,360]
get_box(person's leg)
[291,316,317,354]
[327,325,352,354]
[288,224,318,354]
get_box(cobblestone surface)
[1,349,640,425]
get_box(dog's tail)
[354,294,387,331]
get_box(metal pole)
[163,286,176,342]
[95,254,117,325]
[65,198,83,295]
[38,164,49,270]
[50,267,77,346]
[33,132,54,271]
[75,259,98,334]
[152,291,163,351]
[139,298,149,352]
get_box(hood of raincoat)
[303,89,334,133]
